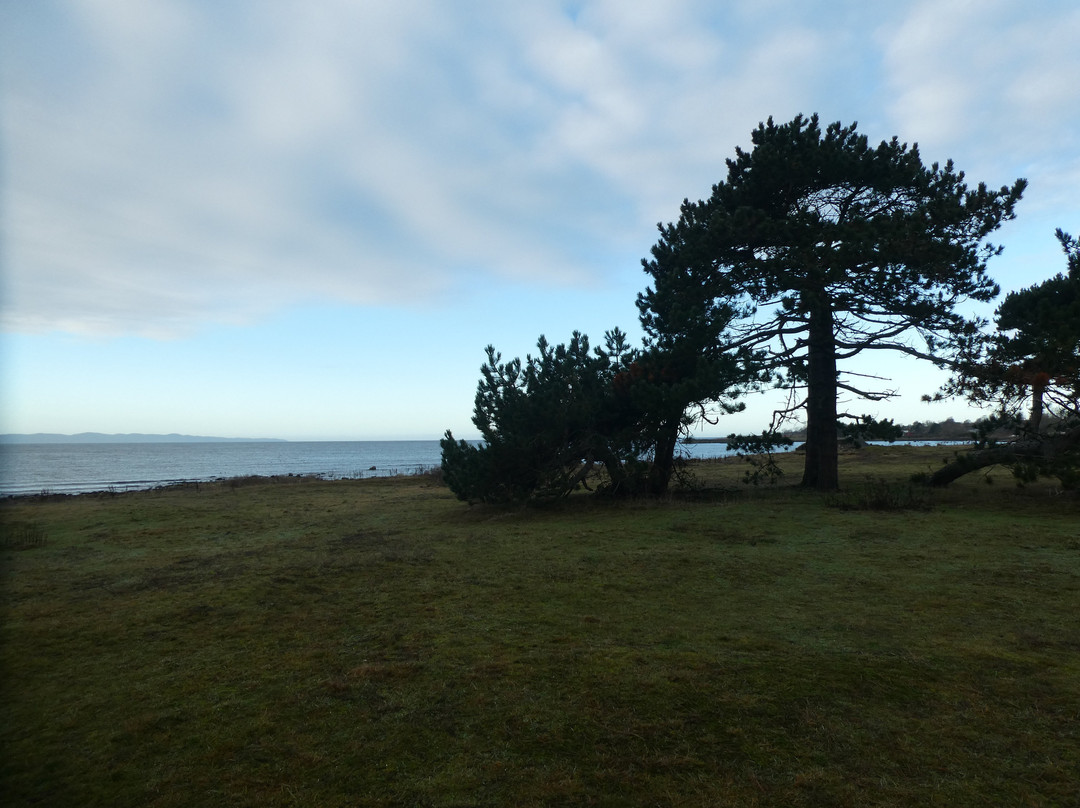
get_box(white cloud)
[3,0,1079,337]
[3,0,564,335]
[880,0,1080,177]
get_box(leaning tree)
[638,114,1026,490]
[930,228,1080,488]
[441,323,749,503]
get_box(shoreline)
[0,467,444,502]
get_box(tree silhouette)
[639,114,1026,489]
[931,229,1080,487]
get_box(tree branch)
[835,380,898,401]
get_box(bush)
[826,477,932,511]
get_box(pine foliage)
[638,114,1026,490]
[441,325,749,503]
[933,229,1080,487]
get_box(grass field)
[2,446,1078,806]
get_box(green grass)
[2,449,1078,806]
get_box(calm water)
[0,439,953,497]
[0,441,448,496]
[0,439,749,497]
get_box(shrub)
[826,477,932,511]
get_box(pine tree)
[441,323,749,503]
[931,229,1080,487]
[639,114,1026,490]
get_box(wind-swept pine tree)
[441,323,749,503]
[639,114,1026,490]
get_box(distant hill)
[0,433,287,444]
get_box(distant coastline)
[0,433,287,444]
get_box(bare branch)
[836,380,898,401]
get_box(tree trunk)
[1026,375,1047,432]
[647,419,681,496]
[929,425,1080,487]
[801,301,839,490]
[928,444,1031,487]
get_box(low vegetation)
[2,447,1078,806]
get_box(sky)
[2,0,1079,441]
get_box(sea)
[0,439,744,497]
[0,439,963,498]
[0,441,442,497]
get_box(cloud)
[5,0,641,336]
[880,0,1080,188]
[3,0,1079,337]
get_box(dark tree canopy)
[638,114,1026,490]
[931,229,1080,488]
[441,332,618,504]
[441,326,748,504]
